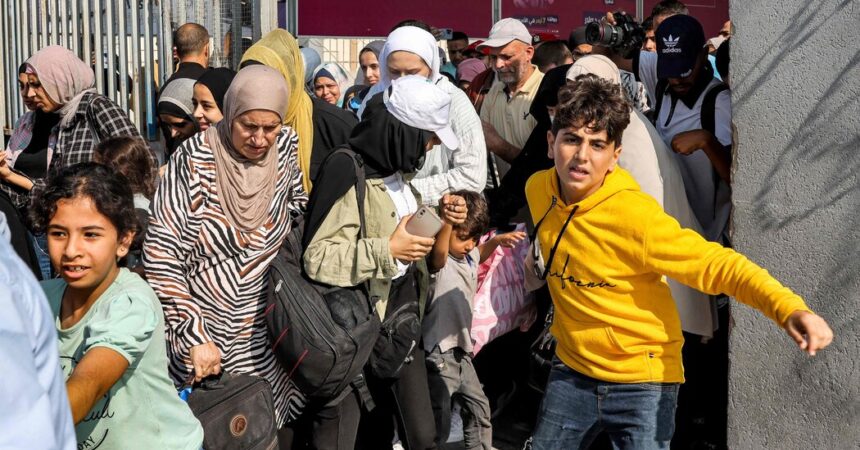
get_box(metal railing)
[0,0,275,142]
[0,0,173,140]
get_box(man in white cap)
[477,18,546,185]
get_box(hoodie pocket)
[562,321,630,356]
[557,321,658,379]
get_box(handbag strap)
[84,98,101,146]
[327,147,367,239]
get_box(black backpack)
[266,148,379,406]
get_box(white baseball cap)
[384,75,459,150]
[478,18,532,50]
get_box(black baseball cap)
[656,15,706,79]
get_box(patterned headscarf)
[311,62,352,106]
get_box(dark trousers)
[672,302,730,449]
[278,390,362,450]
[356,270,437,450]
[426,347,492,449]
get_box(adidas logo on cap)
[662,35,682,53]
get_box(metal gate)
[0,0,276,140]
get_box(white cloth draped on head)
[358,26,442,118]
[565,53,715,337]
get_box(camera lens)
[585,22,606,45]
[585,22,624,47]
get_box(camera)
[585,12,645,58]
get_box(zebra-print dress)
[143,127,307,426]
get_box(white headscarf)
[358,26,442,118]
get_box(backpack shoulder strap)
[651,78,669,125]
[700,83,729,137]
[328,147,367,239]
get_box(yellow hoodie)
[525,167,811,383]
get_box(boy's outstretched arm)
[643,209,834,356]
[479,230,527,263]
[783,310,834,356]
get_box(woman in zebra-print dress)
[143,66,308,427]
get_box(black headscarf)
[531,63,572,126]
[310,98,357,182]
[302,92,432,247]
[348,93,432,179]
[195,67,236,111]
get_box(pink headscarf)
[25,45,95,127]
[457,58,488,83]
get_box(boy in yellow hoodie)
[525,76,833,450]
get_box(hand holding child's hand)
[783,310,833,356]
[439,194,467,225]
[495,230,527,248]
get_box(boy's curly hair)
[552,74,631,145]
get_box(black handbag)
[527,305,556,394]
[185,372,279,450]
[368,296,422,380]
[526,201,577,394]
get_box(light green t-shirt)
[43,269,203,450]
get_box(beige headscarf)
[207,65,290,231]
[565,54,622,85]
[25,45,96,128]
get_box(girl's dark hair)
[29,162,139,238]
[450,190,489,241]
[18,63,27,74]
[93,136,157,199]
[553,75,631,145]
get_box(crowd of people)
[1,1,835,450]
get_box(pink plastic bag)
[470,224,537,354]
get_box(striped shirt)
[412,77,488,204]
[143,127,308,426]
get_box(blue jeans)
[532,359,679,450]
[29,232,52,280]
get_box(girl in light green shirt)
[33,162,202,450]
